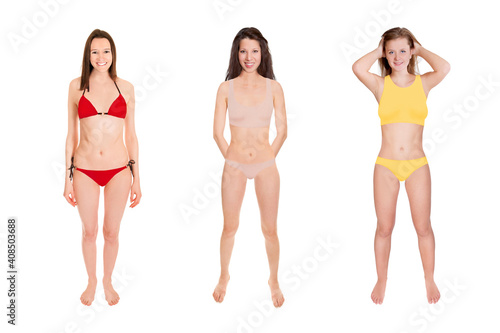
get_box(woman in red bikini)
[63,29,142,306]
[212,27,287,307]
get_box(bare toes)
[213,276,229,303]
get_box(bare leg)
[372,164,400,304]
[405,165,440,304]
[255,164,284,308]
[102,168,131,306]
[73,171,100,306]
[213,163,247,303]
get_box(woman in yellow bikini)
[352,27,450,304]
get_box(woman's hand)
[352,37,385,98]
[415,42,450,93]
[377,36,385,58]
[412,40,422,57]
[63,181,77,207]
[129,181,142,208]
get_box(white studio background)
[0,0,499,332]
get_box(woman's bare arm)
[64,78,80,206]
[415,43,451,94]
[123,79,141,207]
[271,80,287,156]
[352,40,385,98]
[213,81,230,157]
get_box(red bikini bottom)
[76,166,128,186]
[69,158,135,187]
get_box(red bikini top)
[78,81,127,119]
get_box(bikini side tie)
[68,157,75,181]
[127,160,136,177]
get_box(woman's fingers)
[64,192,77,207]
[129,192,136,207]
[129,190,141,208]
[129,183,142,208]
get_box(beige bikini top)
[228,78,273,128]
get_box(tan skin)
[212,38,287,307]
[63,37,142,306]
[353,37,450,304]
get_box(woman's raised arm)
[415,43,451,94]
[352,39,385,98]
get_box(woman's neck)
[238,71,261,86]
[90,70,111,83]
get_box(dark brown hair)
[79,29,117,91]
[225,27,275,80]
[379,27,420,76]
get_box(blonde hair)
[378,27,420,77]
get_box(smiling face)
[90,37,112,73]
[238,38,261,74]
[384,37,413,73]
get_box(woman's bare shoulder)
[69,77,81,91]
[116,77,134,93]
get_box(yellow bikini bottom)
[375,156,428,181]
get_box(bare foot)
[80,278,97,306]
[213,275,230,303]
[371,278,387,305]
[425,278,440,304]
[103,280,120,306]
[268,280,284,308]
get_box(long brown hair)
[79,29,117,91]
[225,27,275,81]
[378,27,420,77]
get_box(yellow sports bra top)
[378,75,428,126]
